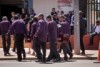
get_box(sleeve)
[6,22,15,36]
[67,23,71,35]
[23,23,27,36]
[48,23,52,31]
[0,22,1,29]
[30,23,35,39]
[34,22,41,37]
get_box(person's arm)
[34,22,41,37]
[30,23,35,39]
[23,23,27,36]
[95,26,99,34]
[6,22,15,36]
[0,22,1,29]
[67,22,71,35]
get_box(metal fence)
[87,0,100,33]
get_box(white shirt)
[71,15,74,26]
[95,25,100,34]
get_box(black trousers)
[2,34,11,54]
[71,26,74,35]
[47,40,61,61]
[59,41,72,52]
[34,37,46,61]
[12,36,16,52]
[15,34,26,61]
[80,34,85,53]
[61,42,72,58]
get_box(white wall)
[33,0,74,16]
[33,0,58,16]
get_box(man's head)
[96,20,100,25]
[79,11,83,17]
[59,15,65,22]
[46,15,52,22]
[38,13,44,20]
[33,15,38,22]
[2,16,8,21]
[11,12,16,17]
[52,8,56,12]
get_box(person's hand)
[57,37,60,41]
[66,34,70,38]
[63,34,67,38]
[34,35,37,38]
[6,36,8,41]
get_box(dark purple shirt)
[7,20,27,35]
[0,20,11,34]
[31,21,38,39]
[48,21,57,41]
[35,20,48,42]
[60,21,71,35]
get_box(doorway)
[0,5,22,20]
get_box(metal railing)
[87,0,100,33]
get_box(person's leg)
[90,33,97,45]
[15,35,22,61]
[71,26,74,35]
[62,43,68,61]
[58,44,63,53]
[2,34,7,56]
[66,42,73,59]
[6,35,11,55]
[21,35,26,60]
[68,41,72,52]
[32,40,36,55]
[80,34,85,54]
[34,37,42,61]
[50,41,61,61]
[41,42,46,62]
[46,42,54,61]
[12,36,16,52]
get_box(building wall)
[33,0,74,16]
[33,0,58,16]
[79,0,87,17]
[0,0,22,5]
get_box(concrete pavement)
[0,60,100,67]
[0,48,98,60]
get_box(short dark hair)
[46,15,52,19]
[60,15,65,19]
[96,20,100,23]
[52,8,55,10]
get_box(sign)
[58,0,74,13]
[58,0,72,7]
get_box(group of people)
[1,7,99,63]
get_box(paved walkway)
[0,48,98,60]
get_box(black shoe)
[17,59,22,62]
[69,53,73,59]
[4,53,7,56]
[7,53,11,56]
[18,60,22,62]
[23,57,26,60]
[54,59,61,62]
[81,52,85,55]
[41,60,46,63]
[64,57,68,61]
[35,60,41,62]
[46,58,51,62]
[58,50,61,53]
[12,49,15,52]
